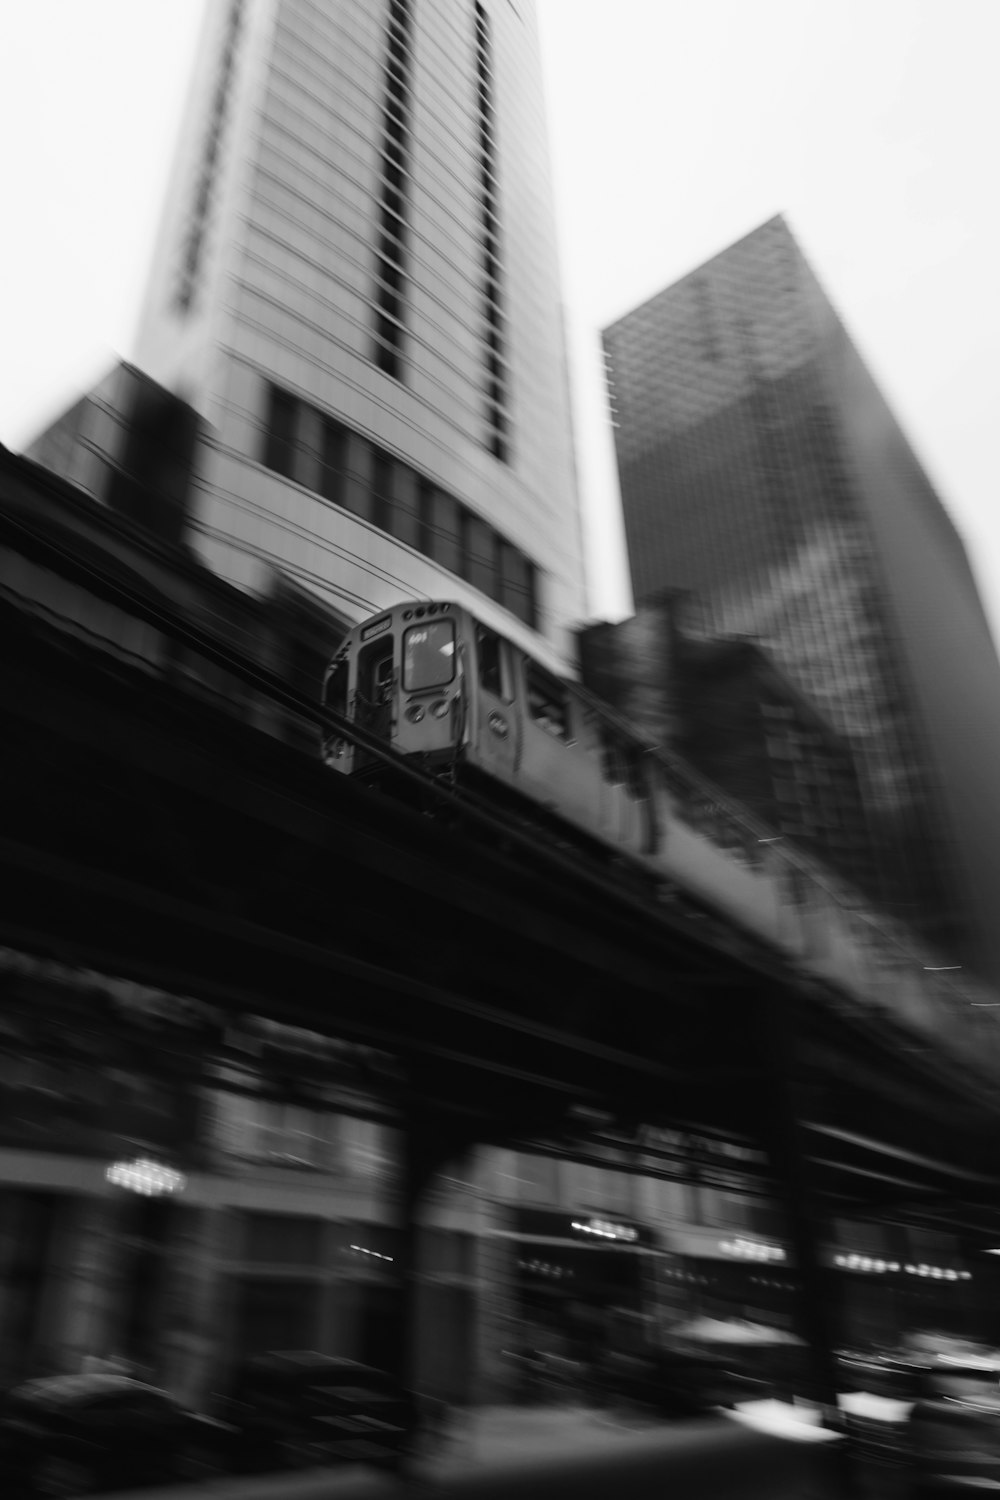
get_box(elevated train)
[320,599,987,1059]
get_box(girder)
[2,471,1000,1232]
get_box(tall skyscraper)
[602,216,1000,980]
[31,0,586,668]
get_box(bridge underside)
[4,593,1000,1239]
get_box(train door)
[354,633,396,745]
[473,622,518,783]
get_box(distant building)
[578,597,874,897]
[28,0,585,672]
[602,216,1000,977]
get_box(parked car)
[0,1373,224,1496]
[214,1350,413,1474]
[907,1357,1000,1494]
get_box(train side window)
[599,728,625,785]
[476,624,511,701]
[526,663,569,741]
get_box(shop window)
[498,545,537,628]
[235,1277,317,1360]
[423,1231,471,1276]
[242,1212,324,1265]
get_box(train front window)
[403,620,455,691]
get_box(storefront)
[663,1227,797,1331]
[509,1209,664,1362]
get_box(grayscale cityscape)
[1,2,997,1496]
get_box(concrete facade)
[126,0,586,664]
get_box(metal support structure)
[395,1099,482,1443]
[762,993,856,1496]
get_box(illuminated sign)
[833,1254,971,1281]
[106,1158,186,1197]
[572,1217,638,1242]
[719,1237,785,1262]
[361,616,392,642]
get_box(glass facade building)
[128,0,586,667]
[603,217,1000,978]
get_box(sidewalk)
[419,1401,673,1476]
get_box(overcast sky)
[2,1,997,628]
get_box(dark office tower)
[602,216,1000,980]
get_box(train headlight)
[430,699,450,719]
[406,704,426,723]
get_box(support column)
[158,1205,233,1407]
[56,1196,127,1373]
[0,1191,26,1386]
[396,1107,478,1437]
[31,1195,82,1378]
[762,993,856,1496]
[473,1190,518,1406]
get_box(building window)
[371,0,414,378]
[462,512,497,597]
[258,383,543,632]
[420,487,464,575]
[175,0,245,313]
[319,418,346,506]
[370,448,394,533]
[473,1,510,461]
[262,385,298,479]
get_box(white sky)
[2,1,997,628]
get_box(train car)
[321,598,656,860]
[320,597,808,948]
[319,598,903,1001]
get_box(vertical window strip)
[175,0,245,314]
[260,382,540,630]
[371,0,414,379]
[473,2,509,462]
